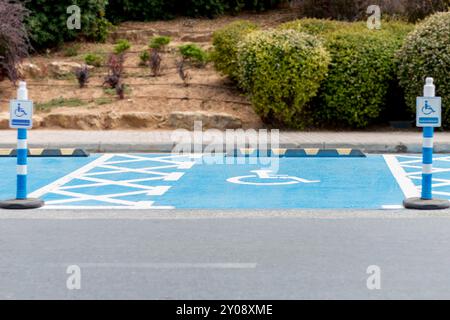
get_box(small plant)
[177,60,191,87]
[63,45,79,57]
[114,39,131,55]
[149,36,171,51]
[116,82,125,100]
[149,49,162,77]
[84,53,103,67]
[74,65,89,88]
[139,51,150,66]
[35,97,86,112]
[178,44,208,67]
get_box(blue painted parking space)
[1,153,449,210]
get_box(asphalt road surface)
[1,209,450,300]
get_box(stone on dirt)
[168,111,242,130]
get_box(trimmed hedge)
[315,30,405,128]
[26,0,110,50]
[278,19,414,128]
[397,11,450,127]
[212,20,258,81]
[237,30,330,128]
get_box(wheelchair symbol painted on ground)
[227,169,320,186]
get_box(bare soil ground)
[0,9,299,130]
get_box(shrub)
[278,18,357,35]
[75,65,89,88]
[63,45,80,57]
[0,0,30,83]
[212,20,258,80]
[397,11,450,127]
[149,49,162,76]
[139,51,150,66]
[85,53,103,67]
[149,36,171,50]
[237,29,330,128]
[179,44,208,66]
[25,0,110,49]
[114,39,131,54]
[315,27,409,128]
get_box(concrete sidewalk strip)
[0,130,449,153]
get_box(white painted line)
[51,263,257,269]
[383,155,420,198]
[42,205,174,210]
[29,154,114,198]
[382,205,404,210]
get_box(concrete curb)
[0,130,449,153]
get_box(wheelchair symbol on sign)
[227,170,320,186]
[422,100,436,115]
[14,103,28,118]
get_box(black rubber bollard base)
[404,197,450,210]
[0,198,44,210]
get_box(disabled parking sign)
[417,97,441,127]
[10,99,33,129]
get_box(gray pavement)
[1,130,450,153]
[1,208,450,300]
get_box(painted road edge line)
[383,155,420,199]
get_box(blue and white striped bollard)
[404,78,450,210]
[0,81,44,210]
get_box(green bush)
[315,27,410,128]
[84,53,103,67]
[278,19,354,36]
[397,11,450,127]
[25,0,110,50]
[179,44,208,66]
[114,39,131,54]
[139,51,150,66]
[149,36,171,50]
[212,20,258,80]
[237,30,330,128]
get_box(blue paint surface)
[4,154,445,209]
[157,155,404,209]
[0,156,98,200]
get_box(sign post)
[404,78,450,210]
[0,81,44,210]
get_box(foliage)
[397,11,450,127]
[35,97,87,112]
[25,0,110,49]
[84,53,103,67]
[403,0,449,22]
[177,60,191,86]
[75,65,89,88]
[114,39,131,54]
[149,36,171,50]
[237,29,330,128]
[315,27,410,128]
[149,49,162,76]
[211,20,258,81]
[178,44,208,66]
[0,0,30,83]
[139,51,150,66]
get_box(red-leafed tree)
[0,0,30,83]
